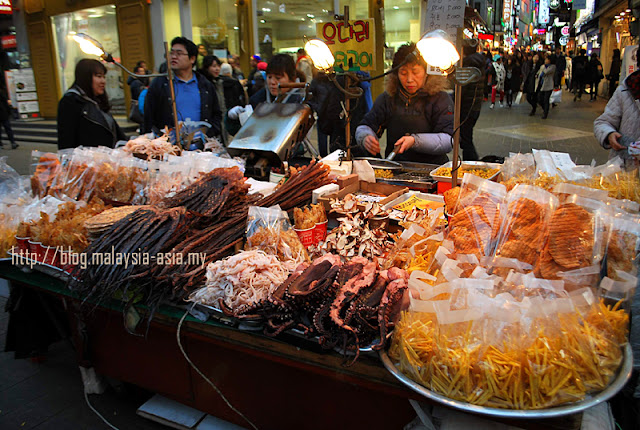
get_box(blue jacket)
[143,72,222,137]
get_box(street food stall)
[1,141,639,429]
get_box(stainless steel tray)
[380,343,633,419]
[430,161,501,185]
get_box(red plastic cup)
[314,221,328,244]
[41,245,60,267]
[294,227,316,247]
[28,240,44,262]
[15,236,29,252]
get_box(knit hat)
[257,61,268,71]
[252,55,261,62]
[493,54,501,62]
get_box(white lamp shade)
[72,34,105,57]
[416,30,460,71]
[304,39,335,71]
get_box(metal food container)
[430,161,501,185]
[227,103,315,164]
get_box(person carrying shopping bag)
[489,54,506,109]
[535,54,556,119]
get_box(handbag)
[550,89,562,104]
[128,100,143,124]
[515,91,523,104]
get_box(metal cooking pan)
[354,152,402,170]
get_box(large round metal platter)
[379,343,632,419]
[353,157,403,170]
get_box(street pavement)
[0,89,614,429]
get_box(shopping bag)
[515,91,523,104]
[550,89,562,104]
[128,100,143,124]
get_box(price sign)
[424,0,466,43]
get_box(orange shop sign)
[0,0,11,14]
[316,19,376,71]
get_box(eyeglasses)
[169,50,189,58]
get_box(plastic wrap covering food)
[500,152,535,183]
[146,161,191,205]
[28,151,60,198]
[245,206,309,268]
[94,156,149,204]
[552,182,609,204]
[17,199,108,252]
[537,196,606,281]
[602,214,640,281]
[190,250,292,310]
[447,174,506,257]
[391,268,630,410]
[494,185,558,268]
[0,204,21,257]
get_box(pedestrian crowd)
[53,35,638,172]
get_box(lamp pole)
[451,27,465,187]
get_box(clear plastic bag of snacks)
[494,184,558,268]
[448,173,506,257]
[245,206,309,267]
[602,212,639,281]
[538,195,607,280]
[29,151,61,198]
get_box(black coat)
[143,72,222,137]
[0,91,11,121]
[127,76,147,101]
[57,87,127,150]
[218,76,245,111]
[461,52,486,113]
[505,61,522,93]
[587,59,603,83]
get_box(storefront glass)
[384,0,422,50]
[256,0,334,60]
[51,5,125,113]
[191,0,241,63]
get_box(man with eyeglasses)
[143,37,222,140]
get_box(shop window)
[51,5,125,114]
[191,0,240,67]
[163,0,182,44]
[384,0,421,51]
[256,0,333,61]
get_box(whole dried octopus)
[221,255,409,365]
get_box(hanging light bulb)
[416,30,460,72]
[71,33,106,58]
[304,39,335,71]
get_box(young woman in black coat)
[57,59,127,150]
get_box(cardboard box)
[318,180,409,212]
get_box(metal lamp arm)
[102,54,167,78]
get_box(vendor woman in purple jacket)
[355,43,454,164]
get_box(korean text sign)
[316,19,375,71]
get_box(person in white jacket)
[593,51,640,165]
[489,54,506,109]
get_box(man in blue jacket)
[143,37,221,137]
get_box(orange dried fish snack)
[390,299,628,410]
[30,153,61,198]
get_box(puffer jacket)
[593,71,640,159]
[355,73,453,164]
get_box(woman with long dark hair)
[57,59,127,149]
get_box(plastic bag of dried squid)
[493,184,558,270]
[537,195,607,281]
[146,161,191,205]
[56,148,100,202]
[245,206,309,267]
[447,173,507,257]
[601,211,640,282]
[95,156,149,205]
[29,150,62,198]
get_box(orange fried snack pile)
[0,213,17,258]
[390,300,628,409]
[18,199,109,252]
[447,192,502,257]
[495,198,548,266]
[537,203,594,279]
